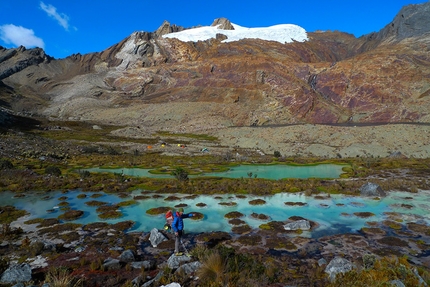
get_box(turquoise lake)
[86,164,346,179]
[3,189,430,238]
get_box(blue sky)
[0,0,427,59]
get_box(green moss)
[224,211,244,219]
[146,206,172,215]
[259,223,272,230]
[117,200,138,207]
[190,212,204,220]
[58,210,84,221]
[96,205,119,213]
[248,199,266,205]
[218,202,237,206]
[85,200,108,207]
[24,218,43,225]
[98,211,123,219]
[353,212,375,218]
[0,206,28,224]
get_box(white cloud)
[0,24,45,49]
[40,1,71,31]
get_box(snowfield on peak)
[163,23,308,43]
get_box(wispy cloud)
[0,24,45,48]
[40,2,73,31]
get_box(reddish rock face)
[1,11,430,129]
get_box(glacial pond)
[86,164,347,179]
[3,189,430,238]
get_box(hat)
[177,208,184,213]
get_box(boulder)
[318,258,327,266]
[167,254,191,269]
[142,270,164,287]
[325,257,353,282]
[119,249,135,262]
[130,260,155,270]
[149,228,167,247]
[388,280,406,287]
[0,263,32,284]
[161,283,181,287]
[284,219,311,231]
[175,261,202,275]
[102,258,121,270]
[359,182,386,197]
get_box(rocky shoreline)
[1,183,430,286]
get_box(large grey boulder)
[284,219,310,231]
[325,257,353,282]
[119,249,135,262]
[167,254,191,269]
[359,182,386,197]
[149,228,167,247]
[0,263,32,284]
[175,261,202,276]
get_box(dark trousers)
[175,230,183,253]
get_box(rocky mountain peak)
[155,20,184,37]
[377,1,430,41]
[211,17,235,30]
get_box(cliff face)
[1,3,430,132]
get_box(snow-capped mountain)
[163,22,308,43]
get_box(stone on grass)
[318,258,327,266]
[167,254,191,269]
[131,260,155,270]
[149,228,167,247]
[175,261,202,275]
[102,258,121,270]
[0,263,32,284]
[359,182,386,197]
[119,249,135,262]
[388,280,406,287]
[325,257,353,282]
[284,219,310,231]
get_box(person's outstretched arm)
[181,213,194,219]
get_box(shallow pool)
[2,189,429,238]
[86,164,346,180]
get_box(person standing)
[172,207,194,255]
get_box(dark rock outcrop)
[211,18,235,30]
[376,1,430,41]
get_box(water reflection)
[2,190,429,238]
[86,164,346,180]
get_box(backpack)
[164,210,174,231]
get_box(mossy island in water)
[58,210,84,221]
[146,206,172,215]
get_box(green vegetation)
[155,131,218,141]
[328,256,429,287]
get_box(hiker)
[172,207,194,255]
